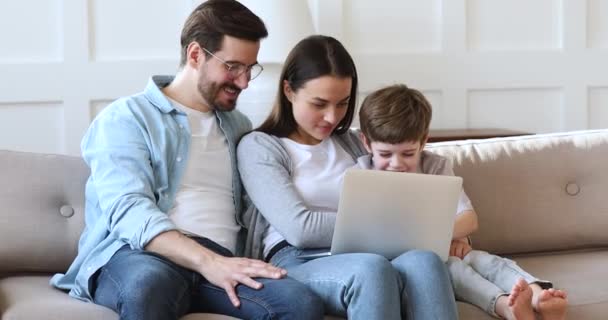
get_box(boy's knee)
[446,256,466,277]
[446,255,462,266]
[463,249,480,260]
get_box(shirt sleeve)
[237,132,336,248]
[422,151,475,215]
[82,108,176,250]
[456,190,474,215]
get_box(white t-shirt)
[262,137,356,257]
[167,99,240,253]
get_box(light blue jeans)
[447,250,552,318]
[270,246,458,320]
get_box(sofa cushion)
[427,130,608,255]
[514,249,608,307]
[0,276,238,320]
[0,150,89,274]
[0,276,116,320]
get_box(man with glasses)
[51,1,323,319]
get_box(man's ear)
[283,80,293,103]
[360,133,373,153]
[186,42,205,68]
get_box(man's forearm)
[145,230,214,274]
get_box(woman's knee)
[347,253,400,285]
[392,249,447,276]
[351,253,393,271]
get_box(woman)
[237,35,458,319]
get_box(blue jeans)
[93,237,324,320]
[271,246,458,320]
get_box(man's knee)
[94,250,191,317]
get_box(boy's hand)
[449,239,472,259]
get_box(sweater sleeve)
[237,132,336,248]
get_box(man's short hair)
[359,84,432,144]
[179,0,268,66]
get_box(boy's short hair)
[359,84,432,144]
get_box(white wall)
[1,0,607,155]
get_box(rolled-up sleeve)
[82,110,176,250]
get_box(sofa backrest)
[427,129,608,255]
[0,150,88,274]
[2,130,608,273]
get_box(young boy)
[357,84,568,320]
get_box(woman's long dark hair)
[256,35,358,137]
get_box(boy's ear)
[420,134,429,150]
[360,133,373,153]
[283,80,293,103]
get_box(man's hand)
[449,239,472,259]
[199,255,288,308]
[145,231,288,308]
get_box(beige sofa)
[2,129,608,319]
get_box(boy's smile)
[364,140,425,173]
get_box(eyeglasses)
[202,48,263,81]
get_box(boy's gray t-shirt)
[355,150,474,215]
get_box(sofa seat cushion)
[515,249,608,319]
[458,249,608,319]
[0,276,237,320]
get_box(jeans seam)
[199,283,276,318]
[400,285,413,320]
[501,261,533,284]
[304,277,348,288]
[103,268,124,311]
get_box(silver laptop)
[299,169,462,262]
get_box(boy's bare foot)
[533,288,568,320]
[506,279,535,320]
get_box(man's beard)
[197,78,241,112]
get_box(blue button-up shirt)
[51,75,252,301]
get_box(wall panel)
[589,87,608,129]
[0,102,65,153]
[0,0,63,63]
[468,88,564,133]
[466,0,563,51]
